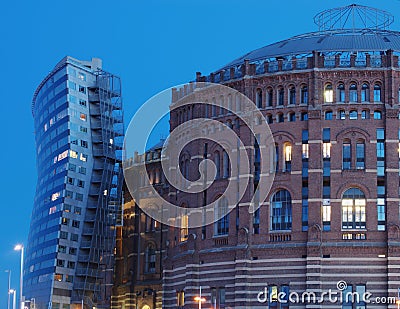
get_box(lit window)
[342,188,366,229]
[322,204,331,229]
[270,190,292,231]
[54,274,63,282]
[324,84,333,103]
[80,113,87,121]
[79,153,88,162]
[338,110,346,120]
[69,150,78,159]
[284,143,292,172]
[49,206,57,214]
[302,144,309,159]
[180,213,189,242]
[177,291,185,307]
[58,150,69,161]
[323,143,331,159]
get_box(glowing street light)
[14,244,24,309]
[194,286,206,309]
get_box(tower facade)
[158,5,400,309]
[26,57,124,309]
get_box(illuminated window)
[302,144,309,159]
[283,143,292,172]
[69,150,78,159]
[322,142,331,159]
[180,213,189,242]
[322,204,331,230]
[361,83,369,102]
[338,110,346,120]
[79,153,87,162]
[79,113,87,121]
[54,274,63,282]
[49,206,57,214]
[51,192,61,201]
[342,188,366,229]
[324,84,333,103]
[337,83,345,102]
[349,83,358,102]
[177,291,185,307]
[271,190,292,231]
[78,72,86,81]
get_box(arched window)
[349,110,358,120]
[223,150,230,178]
[361,83,370,102]
[214,151,220,179]
[278,87,284,106]
[361,110,370,119]
[338,109,346,120]
[283,142,292,172]
[374,84,382,102]
[204,101,209,118]
[267,114,273,124]
[356,140,365,170]
[277,113,284,123]
[227,94,232,112]
[324,84,333,103]
[145,244,156,273]
[214,197,229,236]
[349,83,358,102]
[300,85,308,104]
[270,190,292,231]
[301,112,308,121]
[289,86,296,105]
[337,83,345,102]
[256,88,263,108]
[342,188,366,229]
[180,209,189,242]
[288,112,296,122]
[325,110,333,120]
[342,139,351,170]
[374,110,382,120]
[212,98,217,117]
[267,88,273,107]
[235,95,241,112]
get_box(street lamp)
[14,244,24,309]
[9,289,16,309]
[5,270,11,309]
[194,286,206,309]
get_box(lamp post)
[5,270,11,309]
[9,289,16,309]
[194,286,206,309]
[14,244,24,309]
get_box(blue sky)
[0,0,399,306]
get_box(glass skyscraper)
[25,57,124,309]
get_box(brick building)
[116,4,400,309]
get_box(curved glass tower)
[25,57,124,309]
